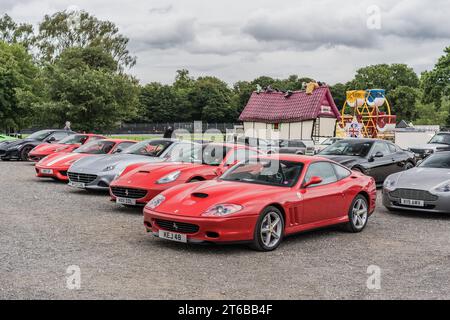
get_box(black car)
[0,129,75,161]
[319,139,416,185]
[274,139,315,155]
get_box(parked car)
[0,129,75,161]
[319,138,416,185]
[35,139,136,181]
[143,154,376,251]
[408,132,450,160]
[314,137,343,154]
[383,151,450,214]
[67,139,197,191]
[229,135,278,154]
[28,133,106,162]
[0,134,17,142]
[110,143,259,206]
[274,139,315,155]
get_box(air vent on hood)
[138,170,150,173]
[192,192,208,198]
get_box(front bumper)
[67,170,116,191]
[0,148,20,160]
[29,152,49,162]
[110,182,180,206]
[144,208,258,243]
[382,188,450,214]
[35,164,69,181]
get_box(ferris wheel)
[340,89,396,138]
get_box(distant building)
[239,86,340,141]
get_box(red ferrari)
[35,139,136,181]
[29,133,105,162]
[143,154,377,251]
[110,143,260,206]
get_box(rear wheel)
[20,145,33,161]
[250,206,284,252]
[344,195,369,233]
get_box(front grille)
[68,172,97,184]
[110,186,147,199]
[156,219,199,234]
[389,189,438,202]
[0,150,5,156]
[60,171,67,177]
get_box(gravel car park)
[1,161,449,299]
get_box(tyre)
[344,195,369,233]
[250,206,284,252]
[20,145,33,161]
[404,162,414,170]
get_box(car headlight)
[424,149,434,154]
[113,169,125,180]
[103,165,116,172]
[202,204,243,217]
[156,171,181,184]
[435,181,450,193]
[146,194,166,210]
[383,177,397,191]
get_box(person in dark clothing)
[163,126,174,139]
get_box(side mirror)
[303,176,323,188]
[47,137,56,143]
[214,167,224,176]
[374,151,384,158]
[114,148,123,154]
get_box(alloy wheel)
[352,198,368,230]
[260,211,283,249]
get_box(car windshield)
[320,140,373,157]
[75,140,116,154]
[429,134,450,145]
[322,138,336,145]
[221,159,304,187]
[419,153,450,169]
[166,144,202,162]
[27,130,53,140]
[202,144,230,166]
[59,134,88,145]
[122,140,173,157]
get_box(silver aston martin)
[67,139,197,190]
[383,151,450,213]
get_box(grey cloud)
[149,5,173,15]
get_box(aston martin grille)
[68,172,97,184]
[389,189,438,202]
[110,187,147,199]
[156,219,199,234]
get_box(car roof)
[98,139,137,144]
[206,142,251,150]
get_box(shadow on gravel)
[385,209,450,221]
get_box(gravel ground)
[0,161,449,300]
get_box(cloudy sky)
[3,0,450,85]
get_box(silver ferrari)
[67,139,197,190]
[383,151,450,213]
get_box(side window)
[49,131,70,141]
[333,164,351,180]
[290,140,306,148]
[371,142,390,156]
[388,143,397,154]
[304,162,338,186]
[113,142,135,153]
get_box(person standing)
[163,126,174,139]
[64,121,72,131]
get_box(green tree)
[34,10,136,69]
[421,47,450,110]
[347,64,420,92]
[387,86,419,122]
[0,14,34,49]
[329,83,347,109]
[35,46,138,132]
[0,41,38,132]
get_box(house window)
[273,123,280,131]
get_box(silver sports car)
[67,139,197,190]
[383,151,450,213]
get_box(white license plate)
[41,169,53,174]
[400,198,425,207]
[159,230,187,243]
[69,181,86,188]
[116,197,136,206]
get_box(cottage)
[239,86,340,142]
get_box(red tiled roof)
[239,86,341,123]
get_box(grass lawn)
[108,133,225,142]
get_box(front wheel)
[250,206,284,252]
[345,195,369,233]
[20,145,33,161]
[404,162,414,170]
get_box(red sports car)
[35,139,136,181]
[143,154,377,251]
[110,143,260,206]
[29,133,105,162]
